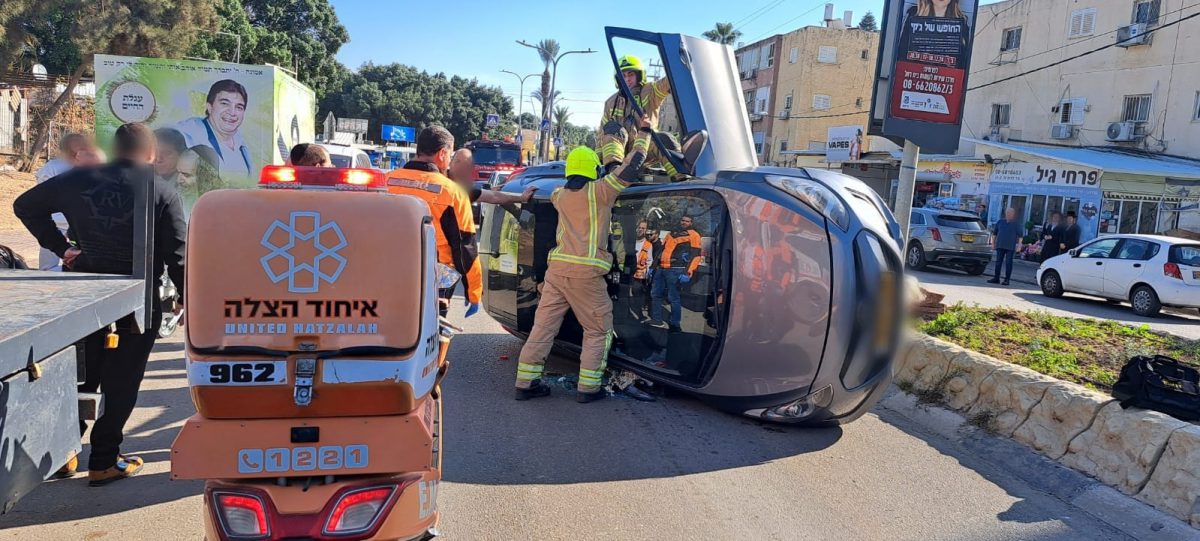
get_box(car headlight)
[765,175,849,231]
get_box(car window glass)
[329,155,351,168]
[934,214,985,231]
[1079,238,1119,258]
[609,190,726,382]
[1114,239,1155,261]
[1169,245,1200,266]
[910,212,925,225]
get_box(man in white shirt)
[171,79,253,179]
[34,133,98,270]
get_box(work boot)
[515,380,551,401]
[987,278,1000,284]
[87,455,144,487]
[576,389,608,403]
[53,454,78,479]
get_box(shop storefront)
[986,161,1103,243]
[915,157,990,212]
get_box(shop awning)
[968,139,1200,180]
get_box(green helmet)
[618,55,645,85]
[565,146,602,180]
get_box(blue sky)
[328,0,1000,127]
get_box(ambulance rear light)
[323,486,396,535]
[259,165,386,191]
[213,492,270,539]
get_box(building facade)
[964,0,1200,235]
[771,24,880,166]
[734,35,784,164]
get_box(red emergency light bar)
[259,165,386,191]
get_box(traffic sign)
[540,118,550,131]
[381,124,416,143]
[553,137,562,147]
[486,113,500,128]
[515,134,523,144]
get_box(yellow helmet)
[618,55,645,85]
[564,146,602,180]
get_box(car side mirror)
[1069,248,1079,257]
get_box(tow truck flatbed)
[0,270,145,513]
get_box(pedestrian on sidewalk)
[1040,211,1064,261]
[989,207,1022,285]
[14,122,187,486]
[1061,211,1082,253]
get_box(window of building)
[1001,27,1022,51]
[1104,197,1165,235]
[1069,8,1098,38]
[1193,91,1200,121]
[861,49,869,60]
[784,94,793,110]
[809,141,826,151]
[855,97,863,108]
[779,140,788,152]
[1122,94,1152,123]
[812,94,832,110]
[753,132,765,154]
[818,46,837,64]
[1133,0,1161,25]
[1059,97,1086,125]
[990,103,1011,127]
[789,47,799,63]
[755,87,771,114]
[761,43,775,69]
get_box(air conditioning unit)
[1106,121,1140,142]
[1117,23,1149,47]
[1050,124,1076,140]
[749,113,764,122]
[989,127,1007,143]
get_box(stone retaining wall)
[896,334,1200,528]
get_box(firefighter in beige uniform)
[598,55,681,179]
[514,127,652,403]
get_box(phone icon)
[237,449,264,473]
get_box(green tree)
[13,0,218,171]
[189,0,349,100]
[858,12,879,32]
[702,22,741,45]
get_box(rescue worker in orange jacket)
[514,124,652,403]
[385,126,482,317]
[649,214,701,331]
[599,55,682,179]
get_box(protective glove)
[678,273,692,285]
[465,301,480,318]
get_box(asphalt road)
[0,307,1193,540]
[912,266,1200,340]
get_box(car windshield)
[1169,244,1200,266]
[934,214,985,231]
[329,154,352,168]
[473,148,521,165]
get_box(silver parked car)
[906,208,992,275]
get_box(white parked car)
[317,143,373,169]
[1037,234,1200,317]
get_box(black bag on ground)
[0,244,29,269]
[1111,355,1200,421]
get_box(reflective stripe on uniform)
[516,362,545,381]
[387,178,443,193]
[578,367,604,387]
[587,183,598,259]
[603,174,624,192]
[547,252,611,271]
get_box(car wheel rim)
[1134,291,1150,312]
[1045,275,1058,292]
[907,247,920,266]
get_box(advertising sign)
[868,0,980,153]
[95,55,314,208]
[381,124,416,143]
[825,125,864,163]
[990,162,1102,186]
[336,117,369,134]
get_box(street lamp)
[500,70,539,132]
[517,41,595,160]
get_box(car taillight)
[214,493,269,539]
[930,227,942,242]
[324,486,395,535]
[1165,262,1183,280]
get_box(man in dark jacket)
[1040,211,1064,261]
[1062,211,1083,252]
[988,207,1022,286]
[13,122,186,486]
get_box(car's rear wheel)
[906,243,927,270]
[1130,285,1162,317]
[1040,270,1064,298]
[964,264,986,276]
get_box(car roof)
[917,208,980,218]
[1098,233,1200,245]
[317,143,368,157]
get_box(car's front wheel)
[906,243,927,271]
[1130,285,1162,317]
[1040,270,1064,298]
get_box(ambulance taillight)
[259,165,387,191]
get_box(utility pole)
[516,41,595,161]
[895,140,920,241]
[500,70,539,135]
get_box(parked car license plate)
[1193,270,1200,279]
[960,235,975,243]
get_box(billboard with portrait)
[94,55,315,209]
[868,0,979,154]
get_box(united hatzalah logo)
[260,211,347,293]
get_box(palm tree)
[535,39,560,159]
[531,89,561,114]
[702,22,741,45]
[553,105,571,159]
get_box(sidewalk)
[983,257,1039,285]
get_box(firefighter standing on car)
[385,126,482,317]
[598,55,681,179]
[514,121,653,403]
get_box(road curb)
[897,334,1200,529]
